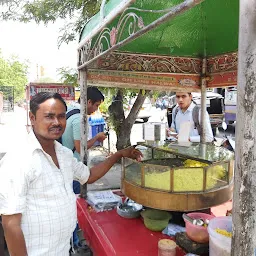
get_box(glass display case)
[121,142,234,211]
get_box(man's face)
[29,98,66,141]
[87,100,102,115]
[176,93,192,110]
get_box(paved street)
[0,106,28,154]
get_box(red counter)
[77,198,186,256]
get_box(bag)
[173,105,201,135]
[57,108,80,152]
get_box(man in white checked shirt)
[0,92,142,256]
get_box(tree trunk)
[108,89,148,150]
[116,125,132,150]
[232,1,256,255]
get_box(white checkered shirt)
[0,131,90,255]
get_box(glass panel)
[124,158,141,186]
[152,149,177,160]
[144,163,171,191]
[173,167,204,192]
[136,145,152,161]
[139,141,234,162]
[206,163,229,190]
[144,158,184,168]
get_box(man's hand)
[167,128,178,138]
[96,132,107,142]
[87,146,143,184]
[119,146,143,161]
[87,132,107,149]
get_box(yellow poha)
[144,159,226,191]
[215,228,232,238]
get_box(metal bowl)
[117,200,143,219]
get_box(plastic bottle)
[158,239,176,256]
[88,116,92,126]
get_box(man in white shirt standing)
[0,92,142,256]
[170,92,213,143]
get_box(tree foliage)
[0,51,28,102]
[57,67,79,86]
[1,0,100,46]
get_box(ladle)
[182,213,205,226]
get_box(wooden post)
[200,58,207,143]
[79,68,88,199]
[232,1,256,255]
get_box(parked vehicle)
[224,87,237,125]
[155,98,164,109]
[192,92,224,131]
[126,97,152,122]
[156,95,175,110]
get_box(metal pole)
[232,1,256,255]
[200,58,207,143]
[100,0,107,21]
[78,0,204,70]
[79,68,88,199]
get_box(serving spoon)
[182,213,205,226]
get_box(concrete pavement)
[0,106,28,154]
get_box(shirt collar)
[28,130,43,152]
[186,102,196,113]
[28,130,62,153]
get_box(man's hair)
[30,92,67,115]
[175,92,192,96]
[78,86,104,104]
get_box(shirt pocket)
[61,162,74,191]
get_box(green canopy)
[79,0,239,59]
[78,0,239,91]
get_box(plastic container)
[140,209,172,231]
[208,216,232,256]
[89,115,105,146]
[158,239,176,256]
[183,212,215,243]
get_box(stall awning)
[79,0,238,66]
[78,0,239,90]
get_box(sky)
[0,20,78,81]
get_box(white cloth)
[171,102,213,142]
[0,131,90,256]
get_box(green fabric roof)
[80,0,239,58]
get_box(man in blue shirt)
[62,88,107,168]
[61,87,107,250]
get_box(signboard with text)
[26,83,75,102]
[87,70,201,91]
